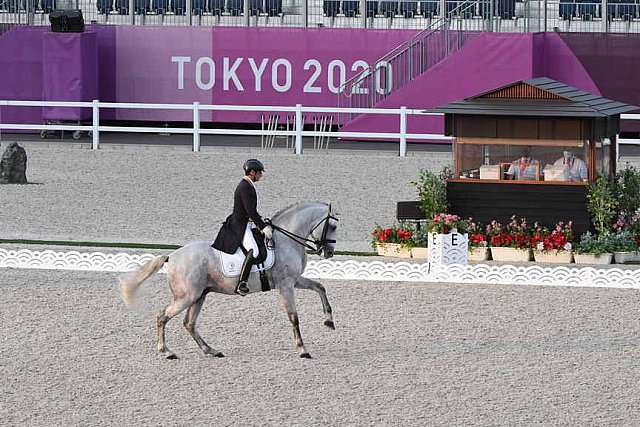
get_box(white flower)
[563,242,572,251]
[536,242,543,250]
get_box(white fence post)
[193,101,200,152]
[92,99,99,150]
[399,106,407,157]
[295,103,303,154]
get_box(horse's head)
[310,203,340,259]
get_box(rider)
[213,159,273,296]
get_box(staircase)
[337,0,483,124]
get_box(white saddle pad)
[215,226,274,278]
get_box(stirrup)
[236,280,249,296]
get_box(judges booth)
[428,77,639,237]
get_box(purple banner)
[1,26,639,135]
[115,26,417,122]
[342,32,602,139]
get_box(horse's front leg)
[277,282,311,358]
[294,276,334,329]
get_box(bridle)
[268,213,339,255]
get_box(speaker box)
[49,10,85,33]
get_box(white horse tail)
[119,255,169,306]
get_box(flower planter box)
[377,243,412,258]
[468,246,490,261]
[489,247,532,262]
[574,253,613,265]
[428,232,468,265]
[613,251,635,264]
[533,249,573,264]
[411,247,429,260]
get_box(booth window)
[452,116,601,183]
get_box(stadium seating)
[151,0,168,14]
[249,0,263,15]
[400,1,418,17]
[478,0,516,18]
[576,1,599,20]
[419,0,439,17]
[211,0,224,15]
[379,1,398,17]
[265,0,281,15]
[97,0,113,13]
[343,0,359,16]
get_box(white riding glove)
[261,225,273,240]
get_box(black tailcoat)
[213,177,267,254]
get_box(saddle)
[215,226,274,278]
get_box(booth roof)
[428,77,640,118]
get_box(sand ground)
[1,142,639,426]
[1,268,639,426]
[0,142,451,252]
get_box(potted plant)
[487,216,532,262]
[371,224,413,258]
[530,221,574,264]
[410,227,429,259]
[411,166,451,225]
[427,213,469,264]
[573,232,614,265]
[467,218,489,261]
[610,229,637,264]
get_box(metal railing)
[0,99,451,156]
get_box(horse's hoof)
[324,320,335,330]
[202,348,224,357]
[300,352,312,359]
[164,352,178,360]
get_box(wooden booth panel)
[454,116,586,141]
[447,181,591,238]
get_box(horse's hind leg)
[183,292,224,358]
[278,283,311,359]
[157,298,192,359]
[294,276,335,329]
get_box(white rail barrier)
[0,99,450,156]
[1,100,639,156]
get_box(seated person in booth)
[505,146,540,181]
[554,149,588,182]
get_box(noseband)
[269,213,339,255]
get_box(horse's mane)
[271,201,328,220]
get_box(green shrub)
[615,165,640,219]
[586,176,617,235]
[575,232,614,255]
[610,230,638,252]
[411,166,451,221]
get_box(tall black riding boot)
[236,249,254,296]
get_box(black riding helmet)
[243,159,265,174]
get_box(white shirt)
[553,156,587,182]
[507,157,539,180]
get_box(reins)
[267,213,339,255]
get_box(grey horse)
[119,201,339,359]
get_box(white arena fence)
[1,247,639,289]
[0,99,452,156]
[0,99,638,156]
